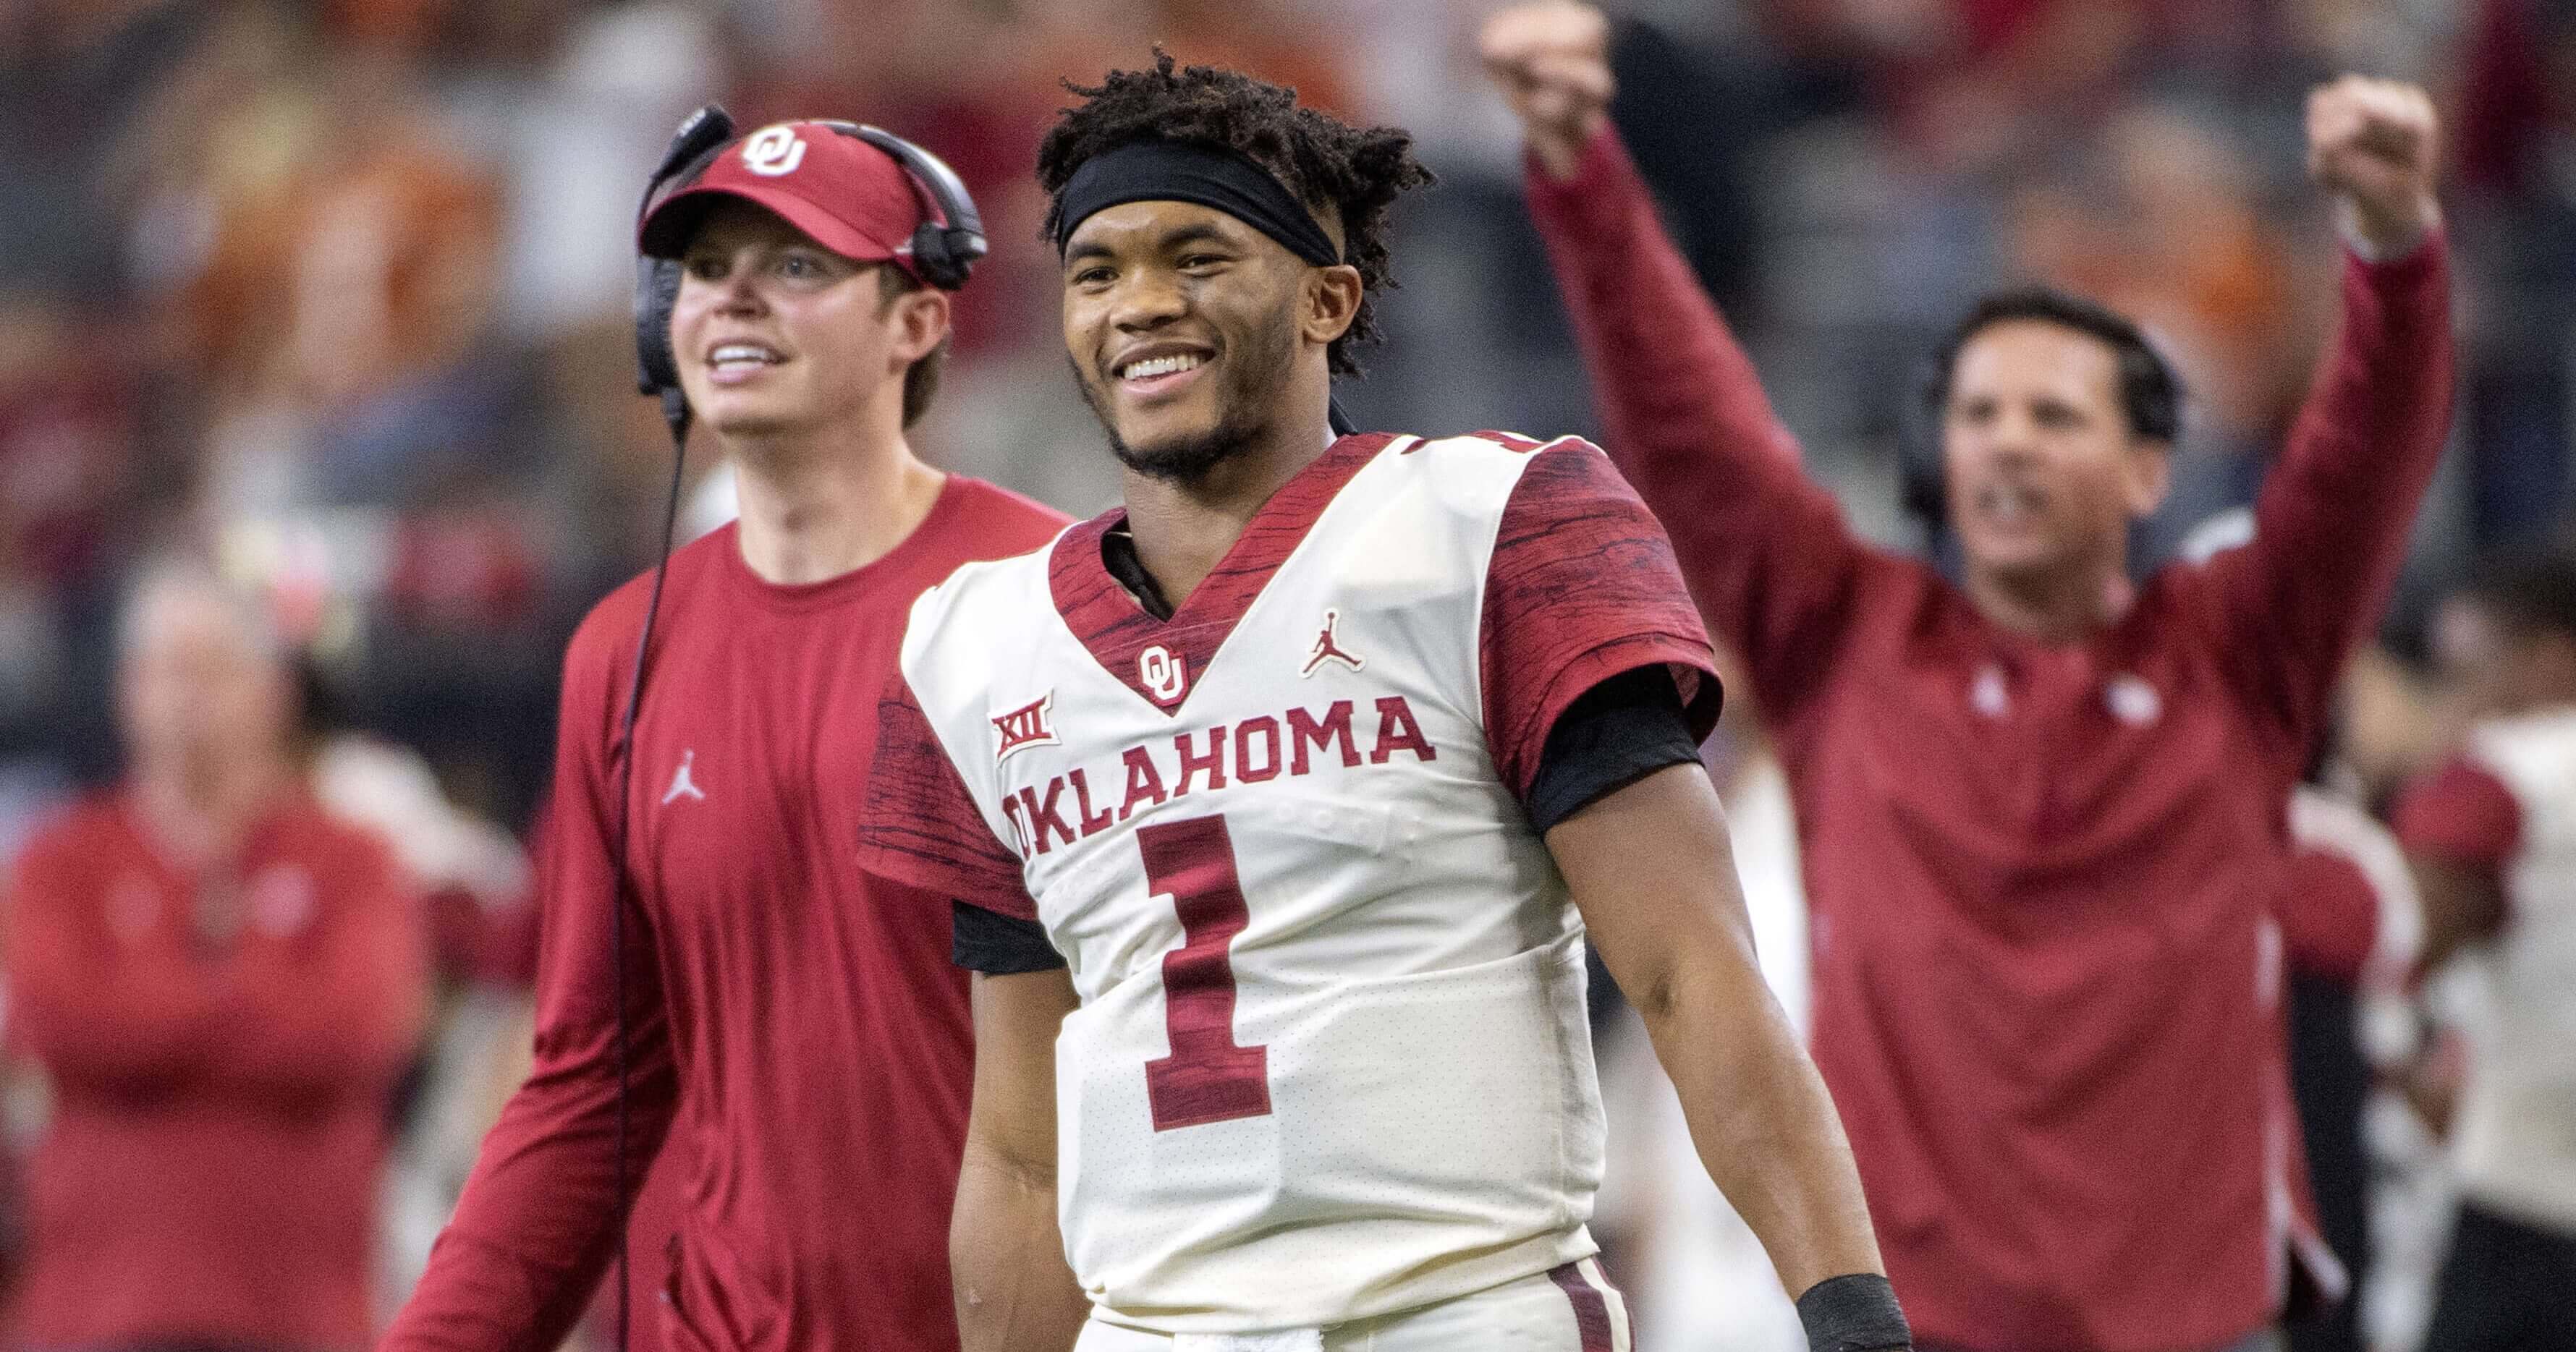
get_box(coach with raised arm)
[1483,6,2453,1351]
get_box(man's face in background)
[1941,320,2170,590]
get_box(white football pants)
[1071,1257,1634,1352]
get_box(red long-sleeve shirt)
[385,476,1067,1352]
[1528,129,2452,1351]
[3,792,430,1350]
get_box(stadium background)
[0,0,2567,1349]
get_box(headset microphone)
[634,105,737,444]
[601,101,735,1352]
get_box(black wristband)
[1795,1272,1912,1352]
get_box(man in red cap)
[382,119,1066,1352]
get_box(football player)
[2391,545,2576,1350]
[860,54,1911,1352]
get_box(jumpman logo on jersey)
[1300,608,1365,677]
[663,749,706,805]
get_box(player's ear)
[889,284,952,368]
[2122,435,2174,518]
[1302,263,1362,348]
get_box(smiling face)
[1060,200,1313,482]
[1941,319,2171,586]
[670,199,944,441]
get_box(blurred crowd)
[0,0,2569,1349]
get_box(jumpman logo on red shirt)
[1300,608,1365,677]
[663,748,706,805]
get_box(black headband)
[1054,138,1340,266]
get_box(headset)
[603,104,988,1352]
[632,109,988,445]
[1898,352,1950,540]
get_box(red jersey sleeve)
[1480,438,1724,801]
[386,605,679,1352]
[857,670,1039,921]
[2393,757,2522,869]
[2197,239,2453,752]
[1524,126,1874,724]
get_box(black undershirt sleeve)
[1524,663,1706,833]
[952,900,1067,974]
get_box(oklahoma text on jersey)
[993,694,1436,856]
[862,430,1718,1335]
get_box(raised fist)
[1478,1,1614,181]
[2307,75,2441,258]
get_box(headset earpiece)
[1899,353,1950,539]
[634,255,685,399]
[821,121,987,291]
[630,113,983,428]
[610,99,734,1352]
[634,105,736,405]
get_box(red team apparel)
[387,476,1065,1352]
[1526,129,2453,1351]
[2281,788,2420,987]
[4,795,430,1351]
[2394,707,2576,1233]
[863,432,1718,1339]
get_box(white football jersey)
[2449,707,2576,1230]
[863,431,1717,1333]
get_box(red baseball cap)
[638,120,932,281]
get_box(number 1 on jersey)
[1138,815,1273,1131]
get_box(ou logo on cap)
[742,125,808,177]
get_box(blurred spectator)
[2449,0,2576,554]
[2281,783,2428,1352]
[2388,543,2576,1348]
[192,129,512,516]
[0,292,140,778]
[0,556,431,1351]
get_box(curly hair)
[1038,50,1434,376]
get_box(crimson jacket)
[5,792,430,1350]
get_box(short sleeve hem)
[857,672,1040,921]
[1478,438,1723,802]
[1510,636,1719,804]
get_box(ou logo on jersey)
[1138,645,1188,705]
[742,126,808,177]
